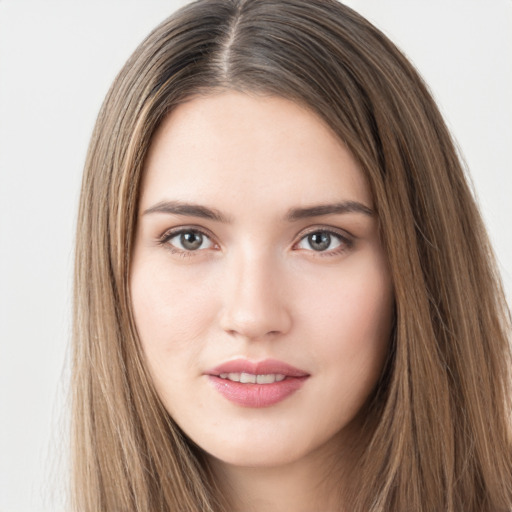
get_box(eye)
[163,229,215,252]
[295,229,351,253]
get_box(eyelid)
[295,225,355,242]
[158,225,219,251]
[292,225,355,253]
[156,224,354,255]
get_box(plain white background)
[0,1,510,511]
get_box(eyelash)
[158,227,216,257]
[294,227,354,257]
[157,226,354,258]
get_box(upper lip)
[206,358,309,377]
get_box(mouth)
[217,372,287,384]
[205,358,310,408]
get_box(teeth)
[240,372,256,383]
[217,373,286,384]
[256,374,274,384]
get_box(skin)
[130,91,394,511]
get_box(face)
[131,92,394,469]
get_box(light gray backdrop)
[0,1,510,511]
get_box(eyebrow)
[143,199,373,222]
[143,200,232,223]
[285,201,374,221]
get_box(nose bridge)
[219,245,291,340]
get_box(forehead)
[140,92,372,211]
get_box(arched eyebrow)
[143,199,373,223]
[285,201,374,221]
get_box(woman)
[71,0,512,510]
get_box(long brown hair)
[72,1,512,510]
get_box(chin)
[189,421,341,470]
[208,443,305,469]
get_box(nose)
[219,251,292,341]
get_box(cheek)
[130,259,217,368]
[129,260,220,420]
[303,252,392,342]
[304,254,393,397]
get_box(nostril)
[218,263,293,339]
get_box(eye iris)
[180,231,203,250]
[308,232,331,251]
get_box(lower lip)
[208,375,308,408]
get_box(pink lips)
[205,358,309,408]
